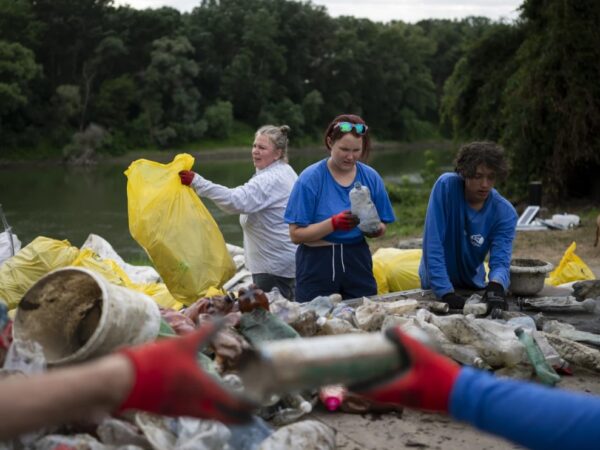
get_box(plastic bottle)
[270,393,313,425]
[349,182,380,234]
[319,385,347,411]
[515,327,560,386]
[463,293,488,316]
[301,295,335,317]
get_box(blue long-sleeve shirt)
[419,173,517,298]
[451,367,600,450]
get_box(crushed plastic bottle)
[319,385,347,411]
[349,182,381,234]
[270,393,313,426]
[463,293,488,316]
[301,294,340,318]
[268,287,301,324]
[228,416,273,450]
[317,317,361,335]
[506,315,537,332]
[330,303,355,323]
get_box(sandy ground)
[332,207,600,450]
[308,367,600,450]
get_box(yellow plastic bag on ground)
[372,248,422,294]
[125,153,235,306]
[546,242,596,286]
[0,236,79,309]
[74,248,183,310]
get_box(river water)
[0,143,454,262]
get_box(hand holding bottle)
[355,326,460,413]
[331,210,360,231]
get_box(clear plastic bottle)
[301,295,335,317]
[319,385,347,411]
[349,182,380,234]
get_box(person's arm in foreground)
[358,327,600,450]
[0,323,252,441]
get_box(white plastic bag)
[0,231,21,266]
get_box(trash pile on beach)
[1,233,600,449]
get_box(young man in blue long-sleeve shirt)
[419,141,517,311]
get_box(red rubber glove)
[118,322,253,423]
[179,170,196,186]
[355,327,460,413]
[331,210,360,231]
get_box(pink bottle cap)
[324,396,341,411]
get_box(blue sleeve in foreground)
[450,367,600,450]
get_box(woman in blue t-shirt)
[284,114,395,302]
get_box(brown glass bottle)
[238,284,270,313]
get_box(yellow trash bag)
[125,153,235,306]
[136,282,183,311]
[372,248,422,294]
[0,236,79,309]
[546,242,596,286]
[74,248,183,310]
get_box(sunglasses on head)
[334,122,368,135]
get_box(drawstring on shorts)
[331,244,346,282]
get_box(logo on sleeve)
[470,234,484,247]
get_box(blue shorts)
[295,240,377,303]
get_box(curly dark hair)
[454,141,509,181]
[323,113,372,161]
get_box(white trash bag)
[0,231,21,266]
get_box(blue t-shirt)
[419,172,517,297]
[284,159,395,244]
[451,367,600,450]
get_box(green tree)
[0,0,41,48]
[0,40,39,116]
[441,23,523,141]
[94,74,138,129]
[502,0,600,198]
[203,100,234,139]
[259,98,305,136]
[141,35,204,147]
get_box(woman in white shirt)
[179,125,298,300]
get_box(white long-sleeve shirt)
[191,160,298,278]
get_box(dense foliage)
[2,0,598,199]
[0,0,491,155]
[442,0,600,199]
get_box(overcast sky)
[113,0,522,23]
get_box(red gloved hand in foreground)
[356,327,460,413]
[331,210,360,231]
[179,170,196,186]
[118,323,253,424]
